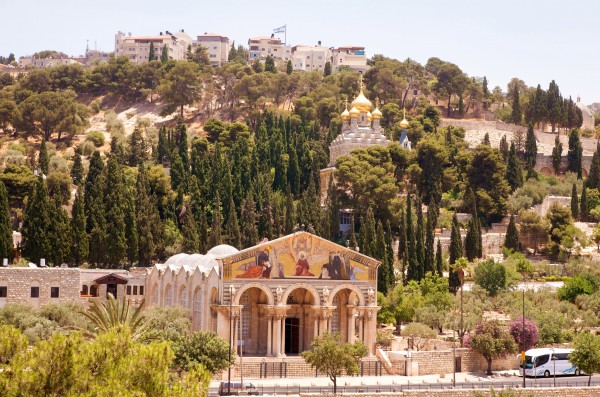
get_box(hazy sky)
[3,0,599,102]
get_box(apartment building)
[192,33,230,66]
[114,30,192,64]
[248,36,291,65]
[332,46,368,72]
[18,56,82,68]
[291,43,331,71]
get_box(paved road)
[209,374,600,396]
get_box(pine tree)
[506,142,524,191]
[21,176,52,264]
[160,45,169,64]
[415,197,425,280]
[406,193,419,282]
[324,61,332,77]
[264,55,276,73]
[571,183,579,220]
[580,184,589,222]
[435,239,443,277]
[240,193,258,248]
[587,142,600,189]
[0,182,12,261]
[251,58,263,73]
[225,197,241,249]
[449,213,462,293]
[504,214,519,251]
[552,135,562,175]
[525,124,537,176]
[181,205,200,253]
[567,129,583,178]
[70,191,88,266]
[499,135,509,161]
[39,138,49,175]
[286,60,293,75]
[71,148,84,185]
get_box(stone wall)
[302,387,600,397]
[0,267,83,308]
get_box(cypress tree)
[252,58,263,73]
[499,135,509,161]
[148,41,155,61]
[22,177,52,264]
[324,61,332,77]
[48,195,71,266]
[71,148,84,186]
[465,219,478,262]
[103,157,127,267]
[160,45,169,64]
[525,124,537,176]
[157,126,169,165]
[70,191,88,266]
[128,127,147,167]
[571,183,579,220]
[181,205,200,254]
[398,207,407,285]
[415,197,425,280]
[240,192,258,248]
[385,221,395,291]
[284,188,295,234]
[286,60,293,75]
[552,135,562,175]
[349,216,358,251]
[506,142,524,191]
[588,142,600,189]
[325,178,339,241]
[511,86,522,124]
[424,201,437,275]
[197,206,209,253]
[0,182,12,262]
[87,165,107,268]
[84,151,104,230]
[225,197,241,249]
[376,220,389,294]
[210,192,222,247]
[264,55,276,73]
[39,139,49,175]
[135,165,161,265]
[504,214,519,251]
[360,208,376,257]
[482,133,490,146]
[567,129,582,178]
[109,136,126,165]
[406,193,419,282]
[124,188,138,265]
[448,213,462,293]
[581,184,589,222]
[435,239,443,277]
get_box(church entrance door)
[284,318,300,354]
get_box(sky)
[2,0,600,103]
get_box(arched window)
[193,287,202,330]
[179,286,187,308]
[165,284,173,306]
[81,285,89,295]
[90,285,98,297]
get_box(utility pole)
[522,289,526,389]
[227,285,235,395]
[459,267,464,347]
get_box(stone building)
[144,232,381,356]
[114,30,192,64]
[0,232,380,357]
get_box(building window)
[50,287,60,298]
[0,286,7,298]
[31,287,39,298]
[139,286,144,295]
[127,286,132,295]
[133,285,138,295]
[340,212,352,225]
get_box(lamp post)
[227,284,235,396]
[551,348,556,387]
[520,289,526,388]
[458,266,464,347]
[453,312,457,388]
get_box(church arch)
[233,282,274,305]
[281,283,320,306]
[326,284,365,307]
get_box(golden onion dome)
[399,118,409,128]
[351,90,372,112]
[349,106,360,118]
[341,107,350,120]
[372,107,382,119]
[366,111,373,122]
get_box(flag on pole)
[273,25,286,34]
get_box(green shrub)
[80,141,96,156]
[85,130,105,147]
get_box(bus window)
[535,354,550,366]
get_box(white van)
[519,348,581,377]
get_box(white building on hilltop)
[193,33,230,66]
[114,30,192,64]
[291,43,331,72]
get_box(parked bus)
[520,348,581,377]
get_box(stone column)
[357,308,364,345]
[280,312,287,357]
[272,314,282,357]
[362,306,380,356]
[347,305,356,344]
[266,313,273,356]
